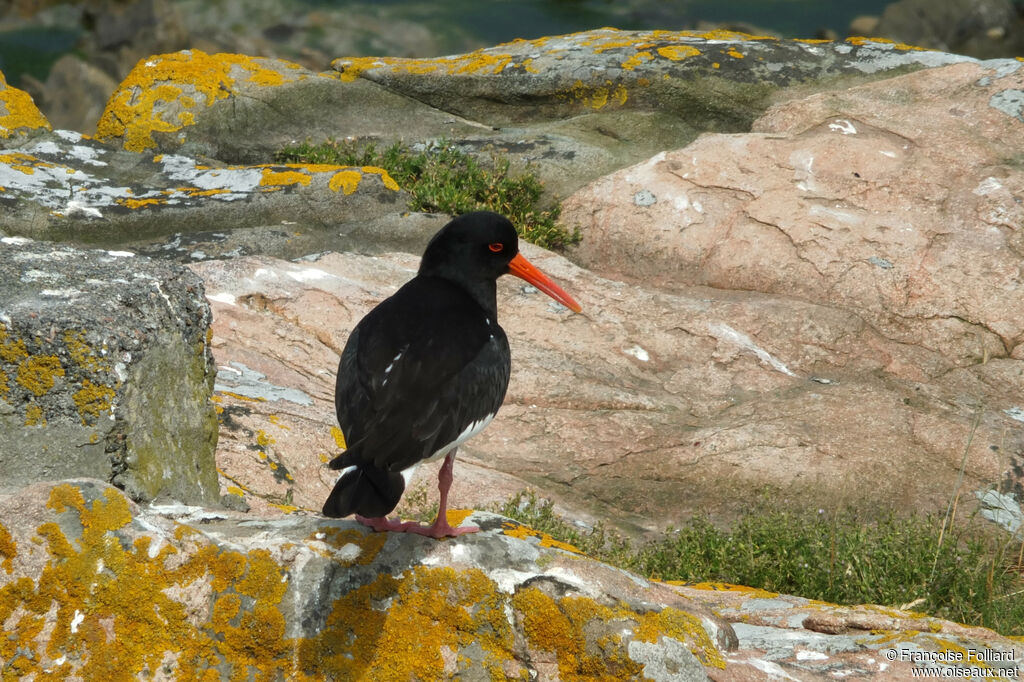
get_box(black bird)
[322,211,582,537]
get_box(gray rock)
[0,238,218,504]
[0,130,437,259]
[1,479,1019,680]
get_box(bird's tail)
[322,463,406,519]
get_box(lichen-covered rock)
[1,480,1018,680]
[331,28,974,125]
[0,480,732,680]
[0,238,218,504]
[85,32,985,202]
[0,69,50,143]
[0,130,429,259]
[93,49,488,162]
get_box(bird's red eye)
[488,243,504,253]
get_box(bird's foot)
[355,515,418,533]
[354,514,479,538]
[404,518,480,539]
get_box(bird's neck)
[422,269,499,319]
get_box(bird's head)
[419,211,582,313]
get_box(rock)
[0,479,732,680]
[0,238,218,504]
[90,32,977,201]
[0,69,50,142]
[2,479,1020,680]
[874,0,1023,60]
[0,129,435,259]
[563,60,1024,369]
[189,230,1024,533]
[20,54,121,133]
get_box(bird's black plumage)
[322,212,517,520]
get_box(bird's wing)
[333,278,508,472]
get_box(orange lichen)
[0,481,731,679]
[24,403,45,426]
[95,50,309,151]
[0,523,16,574]
[259,168,312,188]
[328,169,361,194]
[16,355,65,397]
[72,378,117,423]
[657,45,701,61]
[117,196,167,209]
[671,580,780,598]
[501,520,583,554]
[0,71,51,138]
[330,425,346,449]
[845,36,929,51]
[63,330,111,372]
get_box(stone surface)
[88,32,981,200]
[0,69,50,142]
[2,480,1020,681]
[0,129,439,259]
[191,237,1024,533]
[0,238,218,504]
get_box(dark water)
[0,0,893,88]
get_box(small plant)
[276,139,580,250]
[496,491,1024,636]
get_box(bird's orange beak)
[507,253,582,313]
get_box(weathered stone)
[87,32,983,202]
[562,60,1024,371]
[190,240,1024,533]
[2,479,1019,680]
[0,69,50,143]
[0,238,218,504]
[0,480,732,680]
[0,129,435,259]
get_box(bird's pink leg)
[355,451,478,538]
[403,450,479,538]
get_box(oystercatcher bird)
[322,211,581,537]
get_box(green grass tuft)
[496,491,1024,636]
[275,139,580,250]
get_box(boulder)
[0,238,218,504]
[190,236,1024,532]
[0,69,50,142]
[88,32,979,200]
[0,128,436,259]
[1,479,1019,680]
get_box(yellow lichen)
[0,368,7,395]
[845,36,929,51]
[330,425,346,449]
[259,168,312,188]
[24,403,45,426]
[726,47,745,59]
[620,51,653,70]
[361,165,400,191]
[95,50,308,151]
[0,523,16,574]
[671,581,780,598]
[657,45,701,61]
[63,330,111,372]
[16,355,65,397]
[73,378,116,423]
[501,520,584,554]
[118,196,167,209]
[255,429,275,447]
[328,169,361,194]
[0,71,51,138]
[0,324,29,363]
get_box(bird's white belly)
[424,412,495,463]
